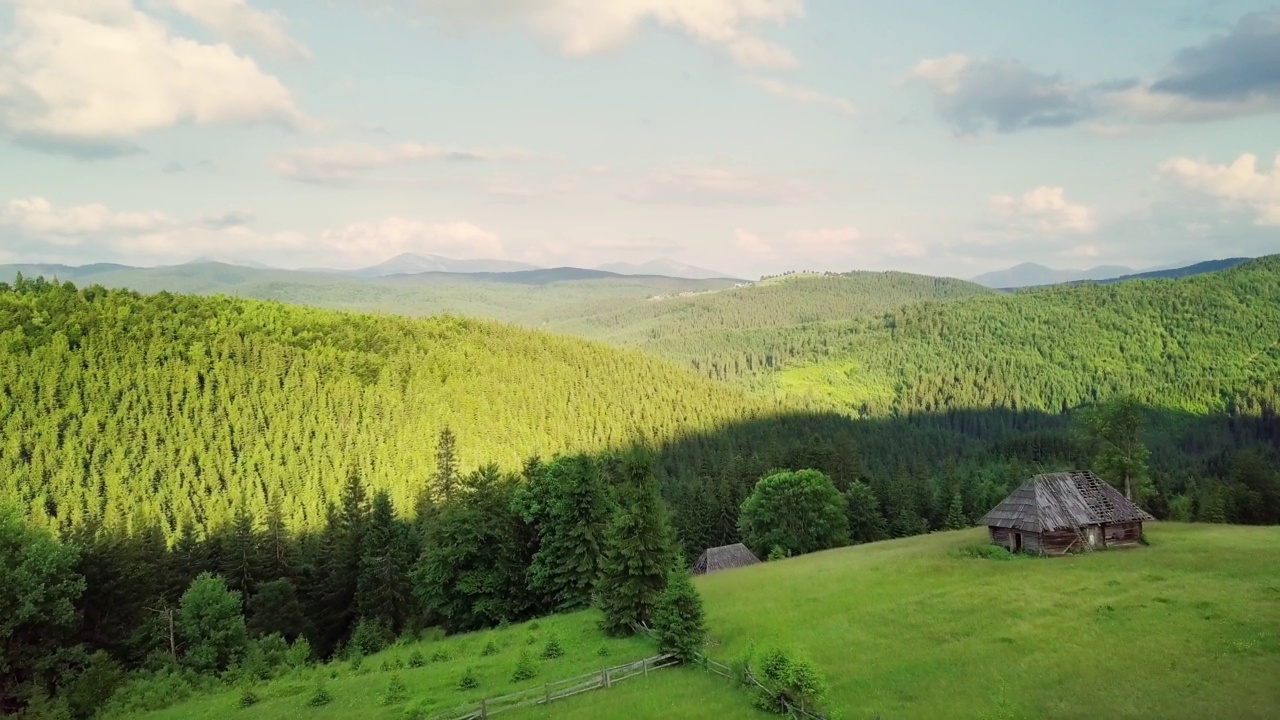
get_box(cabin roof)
[979,471,1154,533]
[692,543,760,574]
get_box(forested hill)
[538,270,991,345]
[701,256,1280,416]
[0,277,770,537]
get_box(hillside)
[133,524,1280,719]
[0,263,740,324]
[538,271,991,347]
[973,262,1134,288]
[668,257,1280,417]
[0,277,769,537]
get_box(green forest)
[2,260,1279,716]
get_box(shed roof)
[692,543,760,575]
[979,471,1154,533]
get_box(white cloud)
[747,77,856,116]
[733,228,771,255]
[160,0,311,60]
[910,54,1093,135]
[784,226,860,249]
[1160,153,1280,225]
[0,195,304,261]
[0,0,307,155]
[413,0,803,69]
[622,166,819,205]
[989,186,1097,233]
[320,218,504,262]
[1104,82,1280,124]
[0,196,506,268]
[271,143,539,185]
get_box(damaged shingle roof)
[979,471,1154,533]
[692,543,760,574]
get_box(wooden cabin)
[692,543,760,575]
[979,471,1153,555]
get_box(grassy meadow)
[140,523,1280,720]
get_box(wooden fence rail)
[425,654,679,720]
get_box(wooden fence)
[426,654,679,720]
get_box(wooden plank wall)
[1105,521,1144,547]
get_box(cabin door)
[1013,532,1023,552]
[1086,526,1101,549]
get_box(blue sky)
[1,0,1278,279]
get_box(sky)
[1,0,1278,280]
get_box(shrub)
[596,645,610,658]
[407,649,425,668]
[286,637,313,669]
[750,648,828,716]
[348,650,364,672]
[63,650,125,720]
[767,545,790,562]
[540,635,564,660]
[966,544,1015,561]
[429,649,450,663]
[457,668,479,690]
[382,674,409,705]
[524,633,537,646]
[481,639,499,657]
[402,699,430,720]
[237,689,258,709]
[379,660,391,672]
[101,669,195,716]
[307,682,333,707]
[349,617,394,656]
[510,650,538,682]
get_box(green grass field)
[141,523,1280,720]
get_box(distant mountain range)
[593,259,734,280]
[348,253,540,277]
[974,258,1252,289]
[972,263,1135,288]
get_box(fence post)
[544,683,550,705]
[480,697,487,718]
[602,668,610,689]
[643,656,649,677]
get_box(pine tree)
[597,453,676,636]
[357,491,415,634]
[844,482,888,544]
[650,567,706,663]
[520,456,616,612]
[220,505,261,597]
[433,427,460,503]
[944,491,968,531]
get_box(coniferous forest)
[2,260,1279,715]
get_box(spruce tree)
[844,482,888,544]
[433,427,460,503]
[650,567,706,663]
[596,453,676,636]
[520,456,616,612]
[220,505,261,597]
[944,491,968,531]
[357,491,415,634]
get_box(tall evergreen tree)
[944,491,968,531]
[433,427,460,503]
[219,505,261,597]
[356,491,416,634]
[519,456,616,612]
[650,567,706,664]
[1085,396,1152,502]
[597,453,677,636]
[845,482,888,544]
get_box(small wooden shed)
[692,543,760,575]
[980,471,1154,555]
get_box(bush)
[429,649,450,663]
[402,699,430,720]
[349,617,394,656]
[481,639,499,657]
[965,544,1015,561]
[63,650,125,720]
[524,633,537,646]
[750,648,828,716]
[101,669,195,716]
[237,689,258,709]
[286,637,313,669]
[348,650,364,672]
[457,668,479,690]
[407,649,425,668]
[307,682,333,707]
[382,674,409,705]
[540,635,564,659]
[767,545,790,562]
[595,645,610,658]
[510,650,538,682]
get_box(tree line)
[1,442,708,716]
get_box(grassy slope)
[148,524,1280,720]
